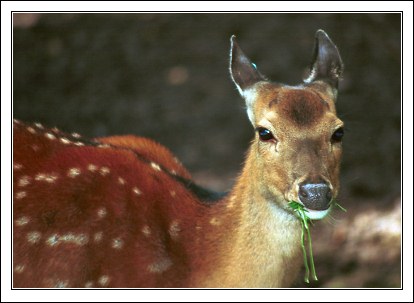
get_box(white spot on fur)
[85,281,94,288]
[132,187,142,196]
[97,207,107,219]
[27,231,41,244]
[74,141,84,146]
[147,258,173,273]
[98,144,111,148]
[18,175,31,187]
[142,225,151,237]
[14,264,25,274]
[42,278,69,288]
[35,173,46,181]
[150,162,161,171]
[169,220,181,239]
[15,216,30,226]
[13,162,23,170]
[73,234,87,244]
[98,275,110,287]
[46,233,89,246]
[27,127,36,134]
[34,123,44,129]
[54,280,69,288]
[94,232,103,243]
[71,132,81,138]
[67,168,81,178]
[44,174,58,183]
[170,169,177,175]
[35,173,58,183]
[99,166,110,176]
[112,238,124,249]
[60,137,71,144]
[118,177,125,185]
[46,234,59,246]
[87,164,98,172]
[45,133,56,140]
[209,217,221,226]
[15,191,27,200]
[62,233,89,245]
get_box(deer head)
[230,29,344,220]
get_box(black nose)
[298,183,332,210]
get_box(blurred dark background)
[13,13,401,288]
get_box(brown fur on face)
[262,83,331,128]
[276,89,328,127]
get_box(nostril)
[299,188,308,198]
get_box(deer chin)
[304,207,331,220]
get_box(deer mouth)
[286,201,332,221]
[302,206,331,220]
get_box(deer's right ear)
[230,35,266,96]
[304,30,343,90]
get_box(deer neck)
[194,147,303,288]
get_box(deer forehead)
[252,88,340,139]
[276,89,329,126]
[256,86,332,126]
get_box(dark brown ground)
[13,13,401,288]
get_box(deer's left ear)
[304,30,343,90]
[230,35,266,96]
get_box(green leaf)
[306,223,318,281]
[288,201,318,283]
[300,219,310,283]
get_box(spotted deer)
[13,30,344,288]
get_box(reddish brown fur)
[12,121,241,287]
[98,135,192,180]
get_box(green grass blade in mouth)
[335,202,347,212]
[288,200,346,283]
[300,219,310,283]
[306,222,318,281]
[288,201,317,283]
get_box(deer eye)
[331,127,344,143]
[257,127,275,142]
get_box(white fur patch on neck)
[268,200,298,223]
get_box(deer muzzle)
[298,182,333,211]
